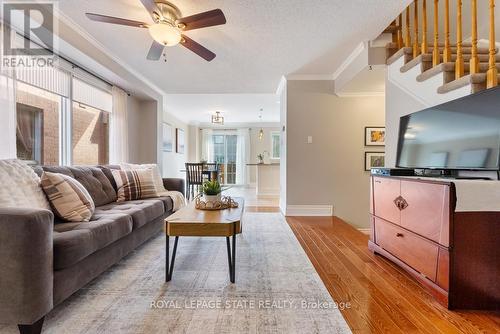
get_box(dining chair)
[185,163,204,200]
[203,162,219,182]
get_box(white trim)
[285,74,334,81]
[332,41,367,80]
[358,228,371,235]
[285,205,333,216]
[275,76,287,95]
[336,91,385,97]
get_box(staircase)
[384,0,498,106]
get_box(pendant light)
[258,110,264,140]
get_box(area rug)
[1,213,351,334]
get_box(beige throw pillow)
[41,172,95,222]
[112,168,159,202]
[120,163,167,196]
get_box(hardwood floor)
[286,216,500,334]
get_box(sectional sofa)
[0,164,184,334]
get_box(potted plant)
[257,153,264,164]
[202,180,222,202]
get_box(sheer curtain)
[201,128,214,162]
[109,86,129,164]
[236,128,250,186]
[0,74,16,159]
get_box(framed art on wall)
[365,127,385,146]
[162,122,173,152]
[365,152,385,171]
[176,128,185,154]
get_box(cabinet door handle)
[396,233,404,237]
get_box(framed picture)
[162,122,173,152]
[176,128,185,154]
[365,152,385,171]
[365,127,386,146]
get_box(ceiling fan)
[86,0,226,62]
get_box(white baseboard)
[357,228,371,235]
[285,205,333,216]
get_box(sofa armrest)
[0,208,54,325]
[163,178,185,196]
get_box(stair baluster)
[433,0,440,66]
[405,5,411,48]
[397,13,404,49]
[487,0,498,88]
[413,0,420,57]
[422,0,428,54]
[443,0,451,62]
[455,0,464,79]
[470,0,479,74]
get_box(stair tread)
[437,73,500,94]
[417,62,500,82]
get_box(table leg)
[231,223,236,283]
[165,236,179,282]
[226,237,232,278]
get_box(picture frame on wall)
[365,126,386,146]
[365,152,385,171]
[162,122,173,152]
[176,128,185,154]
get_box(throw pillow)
[111,168,159,202]
[41,172,95,222]
[0,159,51,210]
[120,163,167,196]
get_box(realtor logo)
[1,1,56,69]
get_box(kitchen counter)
[247,163,280,197]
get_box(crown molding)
[335,91,385,97]
[285,74,334,81]
[275,76,287,95]
[332,41,367,81]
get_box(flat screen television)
[397,86,500,170]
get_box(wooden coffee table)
[164,197,244,283]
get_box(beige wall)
[162,110,190,179]
[285,80,385,228]
[127,96,158,164]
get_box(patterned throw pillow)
[120,163,167,196]
[111,168,159,202]
[41,172,95,222]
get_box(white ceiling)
[165,94,280,125]
[58,0,408,94]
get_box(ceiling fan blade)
[180,35,216,61]
[177,9,226,31]
[139,0,161,20]
[146,41,165,61]
[86,13,148,28]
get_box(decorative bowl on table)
[195,194,239,210]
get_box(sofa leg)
[18,316,45,334]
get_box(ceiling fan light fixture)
[148,23,181,46]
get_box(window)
[212,134,237,184]
[271,132,280,159]
[72,102,110,165]
[16,81,62,165]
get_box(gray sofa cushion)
[157,196,174,213]
[39,166,117,206]
[53,214,132,270]
[94,199,165,230]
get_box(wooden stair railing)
[487,0,498,88]
[413,0,420,57]
[433,0,440,66]
[455,0,464,79]
[384,0,498,93]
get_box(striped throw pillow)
[111,168,159,202]
[41,172,95,222]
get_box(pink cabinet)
[372,177,401,224]
[400,180,450,246]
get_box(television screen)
[397,87,500,170]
